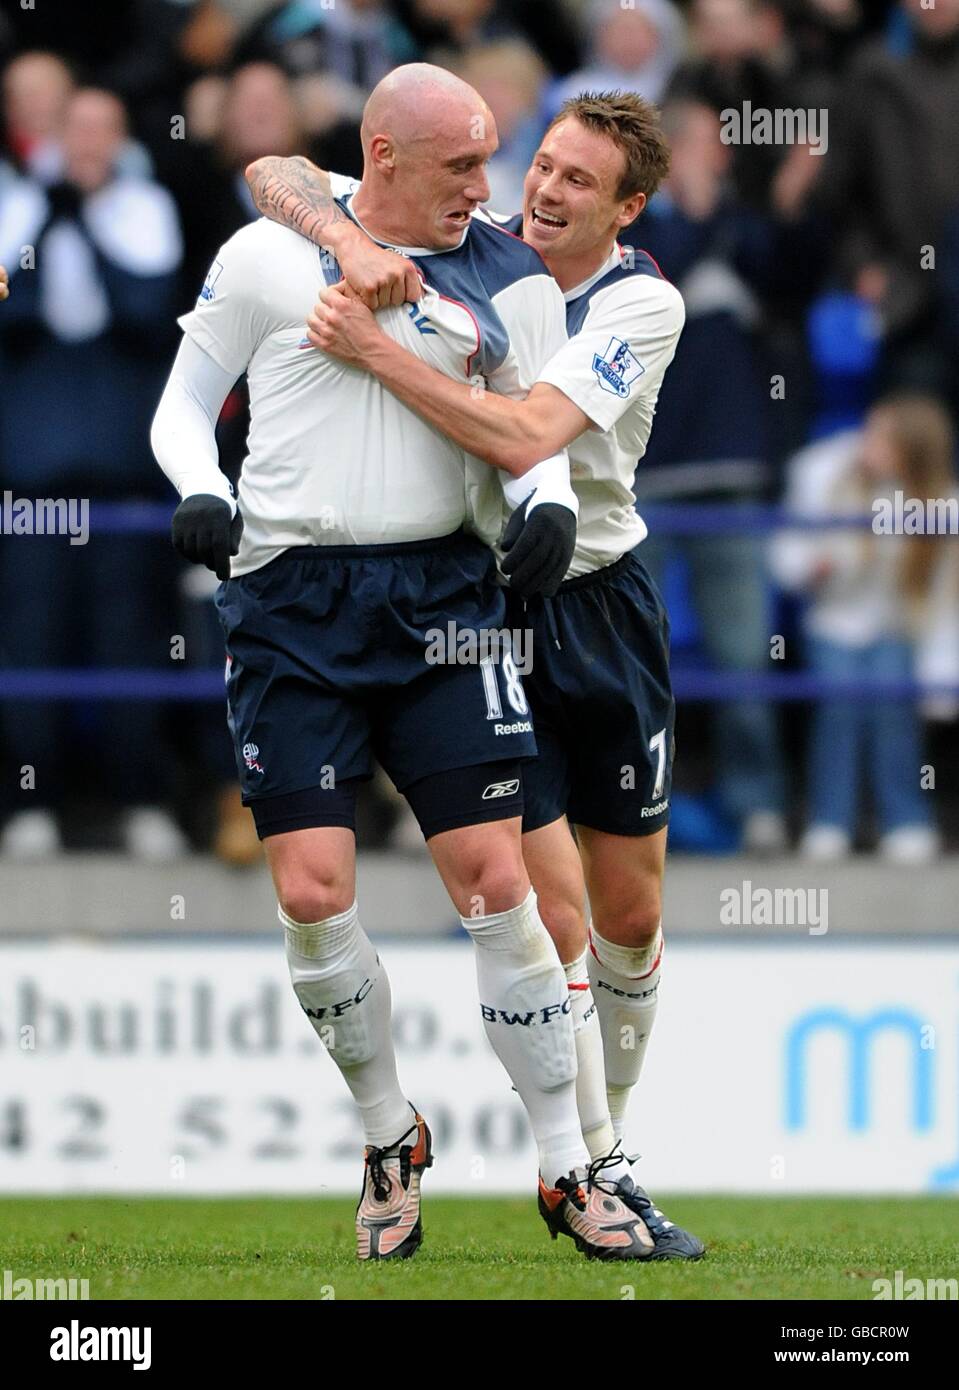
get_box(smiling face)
[523,116,644,277]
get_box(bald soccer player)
[153,66,656,1264]
[246,90,705,1259]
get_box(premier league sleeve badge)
[592,336,645,398]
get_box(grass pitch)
[0,1196,955,1301]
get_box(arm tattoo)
[246,156,350,245]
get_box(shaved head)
[352,62,498,250]
[361,63,489,155]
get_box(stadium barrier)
[1,502,957,701]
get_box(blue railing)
[2,502,956,701]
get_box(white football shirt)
[536,243,686,577]
[178,209,567,575]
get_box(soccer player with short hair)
[247,90,705,1259]
[153,66,656,1263]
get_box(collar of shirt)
[342,190,470,258]
[563,243,626,305]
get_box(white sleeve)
[768,435,862,592]
[501,454,578,516]
[177,223,273,377]
[538,276,685,431]
[150,336,239,514]
[329,171,361,200]
[486,272,576,512]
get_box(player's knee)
[594,883,662,948]
[276,868,354,926]
[537,892,588,957]
[461,858,529,917]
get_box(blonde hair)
[870,394,957,606]
[836,394,959,614]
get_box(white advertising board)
[0,940,956,1193]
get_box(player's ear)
[369,133,397,175]
[617,191,646,230]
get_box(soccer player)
[246,91,705,1258]
[152,67,654,1263]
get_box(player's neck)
[350,186,435,253]
[350,187,398,244]
[534,234,619,295]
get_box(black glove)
[500,497,576,598]
[171,494,243,581]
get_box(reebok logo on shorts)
[482,778,521,800]
[494,720,532,736]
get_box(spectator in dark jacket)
[394,0,581,73]
[666,0,796,208]
[816,0,959,410]
[628,98,792,852]
[0,88,185,861]
[1,50,74,182]
[160,61,310,306]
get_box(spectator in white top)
[771,395,959,864]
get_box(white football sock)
[563,951,621,1166]
[281,900,414,1149]
[587,922,662,1145]
[461,888,585,1188]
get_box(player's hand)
[171,494,243,581]
[335,223,422,309]
[501,498,577,598]
[0,265,8,301]
[306,283,384,368]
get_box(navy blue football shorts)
[215,531,536,838]
[506,546,674,838]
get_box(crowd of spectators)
[0,0,956,864]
